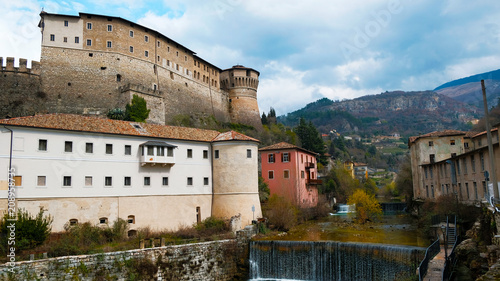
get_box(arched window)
[69,219,78,226]
[127,215,135,224]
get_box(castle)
[0,11,262,129]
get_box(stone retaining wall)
[0,238,250,280]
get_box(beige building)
[409,127,500,202]
[0,12,263,130]
[0,114,262,233]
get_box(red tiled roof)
[259,142,318,155]
[211,130,259,142]
[0,114,249,142]
[408,130,467,144]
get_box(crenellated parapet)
[0,57,41,76]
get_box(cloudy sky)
[1,0,499,115]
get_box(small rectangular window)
[204,177,209,185]
[105,176,112,186]
[144,35,149,42]
[106,144,113,154]
[147,146,154,156]
[63,37,67,43]
[214,150,219,159]
[247,149,252,158]
[162,177,168,186]
[107,41,112,48]
[129,30,134,37]
[301,171,305,178]
[64,20,68,27]
[124,177,131,186]
[157,41,161,47]
[268,171,274,180]
[129,46,134,53]
[87,22,92,30]
[107,24,112,32]
[167,147,173,157]
[85,176,92,186]
[75,37,80,44]
[145,50,149,57]
[39,139,47,151]
[13,176,22,187]
[284,170,290,179]
[144,177,150,186]
[86,39,92,46]
[63,176,71,187]
[450,140,455,145]
[268,153,274,163]
[50,34,55,41]
[37,176,46,186]
[428,141,433,146]
[85,143,93,153]
[187,177,193,186]
[187,149,193,158]
[203,150,208,159]
[157,147,165,156]
[125,145,131,155]
[65,141,73,152]
[282,152,290,162]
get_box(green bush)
[0,208,53,252]
[264,195,299,231]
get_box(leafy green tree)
[261,112,268,125]
[125,95,150,122]
[0,209,53,252]
[347,189,382,223]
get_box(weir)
[249,240,425,281]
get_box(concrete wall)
[0,239,250,280]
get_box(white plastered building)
[0,114,262,232]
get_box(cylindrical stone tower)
[220,65,262,130]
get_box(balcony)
[305,162,315,169]
[140,141,177,167]
[307,179,323,186]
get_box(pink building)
[259,142,321,208]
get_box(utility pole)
[481,80,498,199]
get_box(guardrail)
[442,235,461,281]
[419,236,441,281]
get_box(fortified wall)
[0,12,262,129]
[0,58,45,118]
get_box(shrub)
[125,95,150,122]
[107,108,125,120]
[194,217,229,237]
[264,194,298,231]
[0,208,53,252]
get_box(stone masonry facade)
[0,11,262,129]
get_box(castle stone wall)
[40,47,231,123]
[0,57,45,118]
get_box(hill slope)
[434,69,500,107]
[279,91,480,137]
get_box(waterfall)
[249,241,424,281]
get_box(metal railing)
[419,236,441,281]
[442,235,461,281]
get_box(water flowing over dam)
[249,240,425,281]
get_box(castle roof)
[0,114,257,143]
[259,142,318,155]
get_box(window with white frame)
[64,141,73,152]
[105,176,112,187]
[85,176,92,186]
[37,176,46,186]
[63,176,72,187]
[38,139,47,151]
[162,177,168,186]
[125,145,132,155]
[282,152,290,162]
[284,170,290,179]
[268,153,274,163]
[86,143,93,153]
[124,177,131,186]
[87,22,92,30]
[204,177,209,185]
[106,144,113,154]
[187,177,193,186]
[268,171,274,180]
[144,177,151,186]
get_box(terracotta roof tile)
[259,142,318,155]
[211,130,259,142]
[0,114,227,142]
